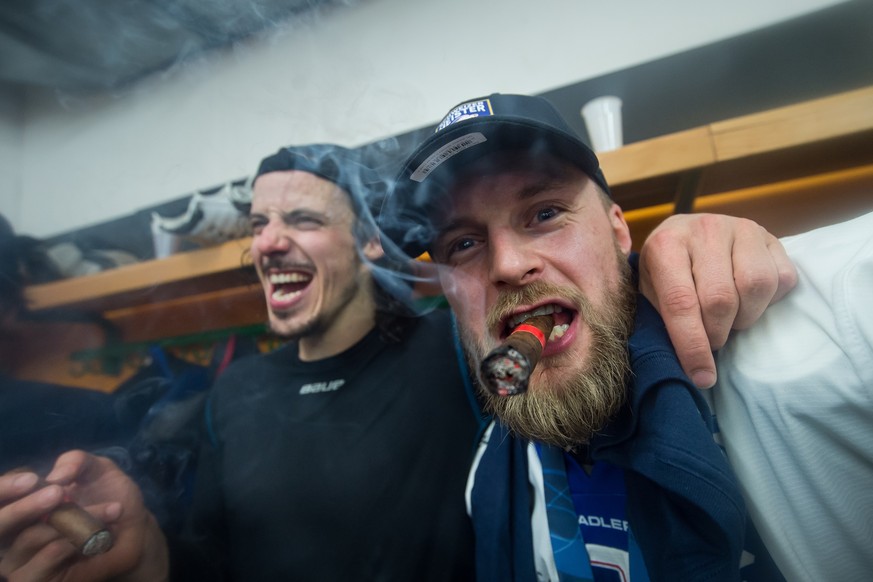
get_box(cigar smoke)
[480,314,555,397]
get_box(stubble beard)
[265,257,371,341]
[462,256,636,450]
[269,308,322,340]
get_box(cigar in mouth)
[10,468,114,556]
[479,314,555,397]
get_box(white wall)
[16,0,848,237]
[0,86,23,226]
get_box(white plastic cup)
[581,96,624,153]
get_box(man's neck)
[297,300,378,361]
[298,323,375,361]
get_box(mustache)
[258,256,314,272]
[486,280,586,331]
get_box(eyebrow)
[434,216,476,241]
[434,177,571,238]
[250,207,327,220]
[516,177,569,200]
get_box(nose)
[487,230,543,287]
[252,219,290,256]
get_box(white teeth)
[508,305,563,328]
[271,288,302,302]
[268,272,310,284]
[548,324,569,342]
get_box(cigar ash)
[480,315,555,397]
[481,345,533,396]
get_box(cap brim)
[383,116,605,257]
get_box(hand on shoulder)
[639,213,797,388]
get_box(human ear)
[362,236,385,261]
[608,203,633,256]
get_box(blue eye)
[536,207,558,222]
[453,238,475,253]
[435,236,477,263]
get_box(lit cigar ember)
[10,468,114,556]
[480,314,555,397]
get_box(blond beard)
[461,256,636,450]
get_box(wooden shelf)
[19,238,263,390]
[601,85,873,211]
[624,163,873,248]
[710,86,873,162]
[26,236,258,312]
[598,126,716,186]
[24,85,873,327]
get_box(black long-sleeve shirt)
[172,309,483,581]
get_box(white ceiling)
[0,0,343,93]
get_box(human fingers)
[44,451,127,514]
[728,225,798,329]
[683,216,745,350]
[43,450,92,487]
[769,234,799,303]
[0,483,64,545]
[721,221,784,330]
[54,454,166,579]
[639,222,717,388]
[0,521,75,582]
[0,453,150,582]
[0,471,40,504]
[2,504,143,582]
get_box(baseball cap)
[255,143,385,214]
[380,93,610,257]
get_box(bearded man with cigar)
[380,93,804,582]
[0,135,795,581]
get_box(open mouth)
[503,304,574,343]
[268,270,312,304]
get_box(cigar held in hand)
[9,467,114,556]
[46,499,114,556]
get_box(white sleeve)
[712,211,873,582]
